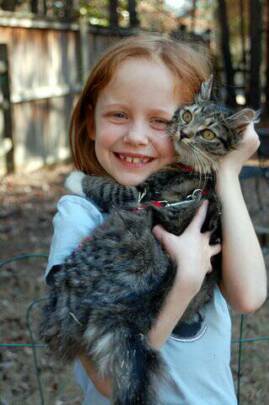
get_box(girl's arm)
[216,123,267,313]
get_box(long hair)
[69,34,212,175]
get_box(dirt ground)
[0,162,269,405]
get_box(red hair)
[69,34,211,175]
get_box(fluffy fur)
[40,76,257,405]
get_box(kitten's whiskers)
[189,144,205,177]
[190,145,211,190]
[192,145,215,174]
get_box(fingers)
[207,243,222,275]
[211,243,222,256]
[152,224,162,239]
[189,200,208,231]
[245,121,258,138]
[152,225,175,257]
[203,231,222,256]
[243,123,260,151]
[152,225,167,244]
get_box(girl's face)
[91,57,184,186]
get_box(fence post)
[0,43,14,174]
[79,16,90,84]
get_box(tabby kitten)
[40,76,257,405]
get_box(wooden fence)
[0,12,137,175]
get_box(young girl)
[45,35,267,404]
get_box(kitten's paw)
[65,171,86,196]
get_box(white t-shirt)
[46,195,237,405]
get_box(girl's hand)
[153,200,221,296]
[218,122,260,176]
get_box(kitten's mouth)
[171,131,193,144]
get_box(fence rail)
[0,1,77,20]
[0,14,137,175]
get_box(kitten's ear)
[196,74,213,102]
[226,108,260,135]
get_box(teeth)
[119,154,150,164]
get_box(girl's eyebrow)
[103,103,171,116]
[149,108,172,116]
[102,103,128,108]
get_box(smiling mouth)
[115,153,154,164]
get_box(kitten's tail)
[91,325,167,405]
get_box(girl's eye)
[201,129,216,140]
[181,110,193,124]
[111,112,128,120]
[114,112,127,118]
[150,118,168,130]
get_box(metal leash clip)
[137,188,147,204]
[164,188,203,208]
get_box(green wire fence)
[0,253,268,404]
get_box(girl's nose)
[123,122,149,145]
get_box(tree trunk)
[264,0,269,112]
[30,0,39,13]
[0,44,14,173]
[247,0,263,109]
[239,0,247,86]
[109,0,119,28]
[128,0,139,28]
[63,0,74,20]
[1,0,18,11]
[216,0,236,107]
[191,0,197,32]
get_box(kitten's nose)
[180,131,192,139]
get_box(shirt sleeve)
[44,195,104,279]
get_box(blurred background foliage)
[0,0,268,176]
[0,0,267,111]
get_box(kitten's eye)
[181,110,193,124]
[201,129,216,140]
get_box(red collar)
[174,162,195,173]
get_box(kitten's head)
[167,75,258,174]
